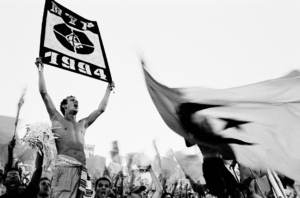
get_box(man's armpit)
[50,111,62,122]
[78,118,89,128]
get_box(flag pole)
[13,88,26,140]
[267,168,284,198]
[169,148,184,176]
[271,170,287,198]
[153,140,163,173]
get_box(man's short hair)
[162,192,172,198]
[4,168,22,180]
[60,96,75,115]
[40,177,51,183]
[95,177,111,190]
[131,186,147,194]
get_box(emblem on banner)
[53,23,95,54]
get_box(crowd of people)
[0,138,299,198]
[0,58,299,198]
[0,139,209,198]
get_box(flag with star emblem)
[39,0,112,82]
[142,60,300,182]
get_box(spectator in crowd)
[95,177,115,198]
[0,139,44,198]
[200,145,257,198]
[37,177,51,198]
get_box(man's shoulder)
[78,118,87,124]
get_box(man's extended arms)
[36,58,58,119]
[84,82,114,128]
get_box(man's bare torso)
[37,58,112,168]
[52,115,86,165]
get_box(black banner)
[39,0,112,82]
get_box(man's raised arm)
[84,82,114,128]
[36,58,58,120]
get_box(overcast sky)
[0,0,299,161]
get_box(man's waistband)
[55,154,82,167]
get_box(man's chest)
[53,119,86,137]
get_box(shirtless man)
[36,58,114,198]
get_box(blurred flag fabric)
[175,167,185,179]
[153,155,177,178]
[173,147,203,181]
[126,153,139,168]
[142,62,300,182]
[152,140,163,172]
[0,115,22,168]
[152,140,178,178]
[14,144,35,166]
[0,115,20,145]
[110,141,122,164]
[108,161,123,175]
[127,152,152,169]
[86,155,106,181]
[103,166,112,180]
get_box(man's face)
[66,97,79,114]
[39,179,51,196]
[4,170,20,191]
[18,185,26,193]
[96,180,111,198]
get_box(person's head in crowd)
[95,177,112,198]
[131,185,147,198]
[37,177,51,198]
[60,96,78,116]
[162,192,171,198]
[3,168,22,194]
